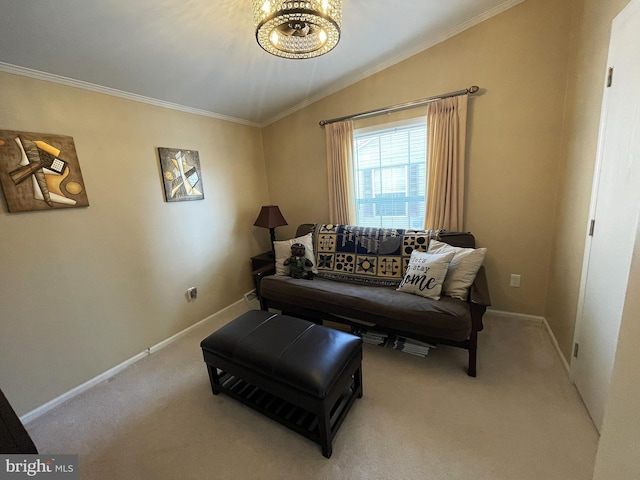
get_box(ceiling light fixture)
[252,0,342,59]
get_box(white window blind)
[353,120,426,229]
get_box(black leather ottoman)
[200,310,363,458]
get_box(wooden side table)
[251,251,275,271]
[251,251,275,298]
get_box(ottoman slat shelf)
[201,310,363,458]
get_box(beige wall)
[262,0,574,315]
[3,9,638,474]
[0,72,270,415]
[556,0,640,478]
[546,0,630,359]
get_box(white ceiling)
[0,0,521,126]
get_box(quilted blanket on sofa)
[313,224,437,286]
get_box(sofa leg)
[259,296,269,311]
[468,329,478,377]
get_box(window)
[353,119,426,229]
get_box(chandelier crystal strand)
[252,0,342,59]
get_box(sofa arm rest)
[470,266,491,307]
[252,263,275,278]
[252,263,275,299]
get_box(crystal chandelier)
[252,1,342,59]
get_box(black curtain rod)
[319,85,480,127]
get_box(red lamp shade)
[254,206,288,255]
[253,205,288,229]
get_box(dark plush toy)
[283,243,314,280]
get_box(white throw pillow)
[396,250,455,300]
[427,240,487,300]
[274,233,317,276]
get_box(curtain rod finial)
[469,86,479,94]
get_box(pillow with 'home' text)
[396,250,455,300]
[427,240,487,300]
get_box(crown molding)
[0,61,260,128]
[1,0,525,129]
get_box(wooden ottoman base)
[200,310,363,458]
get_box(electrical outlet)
[509,274,521,288]
[187,287,197,300]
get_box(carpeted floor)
[25,303,599,479]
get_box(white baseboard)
[486,309,571,374]
[20,351,148,425]
[21,303,569,423]
[148,298,247,354]
[486,308,545,323]
[21,298,254,424]
[541,317,571,374]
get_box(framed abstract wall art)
[0,130,89,213]
[157,147,204,202]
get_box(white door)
[571,0,640,431]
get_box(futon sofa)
[255,224,491,376]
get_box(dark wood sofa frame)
[255,224,491,377]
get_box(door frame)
[571,0,640,426]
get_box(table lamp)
[253,205,288,257]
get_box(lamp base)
[270,228,277,258]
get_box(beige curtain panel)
[424,95,468,231]
[325,120,356,224]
